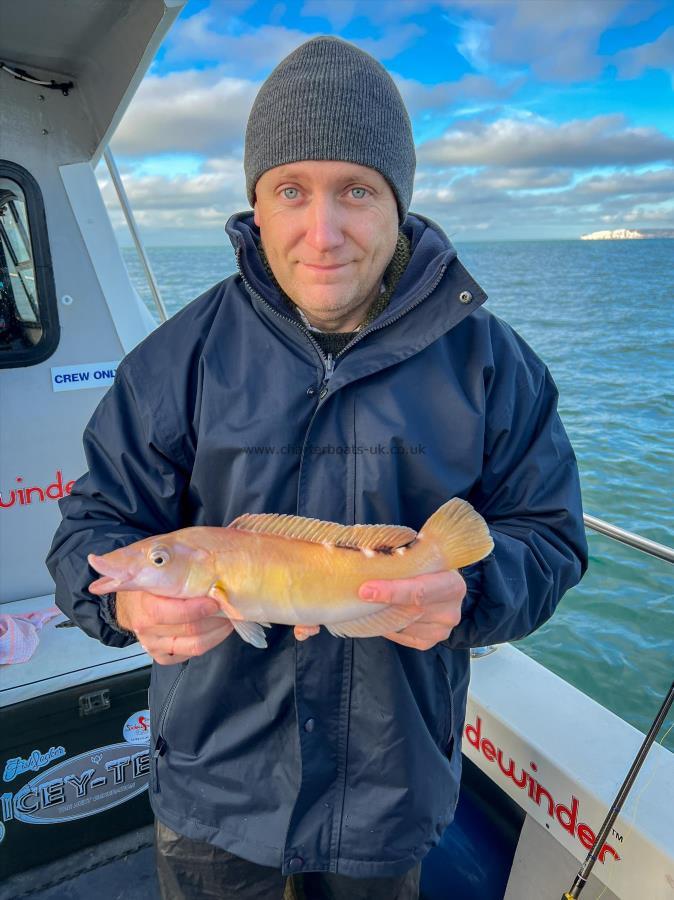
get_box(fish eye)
[149,546,170,567]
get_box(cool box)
[0,595,153,880]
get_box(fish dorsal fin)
[228,513,417,551]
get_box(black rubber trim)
[0,159,60,368]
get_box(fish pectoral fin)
[208,583,227,603]
[326,607,417,639]
[208,583,243,621]
[232,621,268,649]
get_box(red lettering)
[496,749,528,788]
[0,490,15,509]
[481,739,496,762]
[534,783,555,818]
[556,796,579,835]
[467,720,620,865]
[46,470,65,500]
[577,823,596,850]
[465,717,481,750]
[1,471,75,509]
[599,844,620,863]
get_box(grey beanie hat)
[244,36,416,222]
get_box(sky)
[101,0,674,244]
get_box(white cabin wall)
[0,71,153,603]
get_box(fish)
[87,498,493,649]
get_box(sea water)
[123,238,673,750]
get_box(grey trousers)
[155,820,421,900]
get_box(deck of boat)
[0,826,157,900]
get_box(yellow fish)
[87,498,493,648]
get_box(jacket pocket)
[436,650,454,755]
[151,662,189,793]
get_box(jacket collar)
[224,210,488,381]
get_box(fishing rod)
[561,680,674,899]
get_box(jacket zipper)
[331,262,448,364]
[235,246,448,514]
[235,246,331,383]
[152,664,188,792]
[235,245,447,395]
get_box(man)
[46,36,588,900]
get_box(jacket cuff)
[98,593,136,639]
[458,561,484,616]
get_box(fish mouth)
[87,553,133,594]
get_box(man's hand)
[357,570,466,649]
[116,590,234,665]
[294,570,466,650]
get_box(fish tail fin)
[419,499,493,569]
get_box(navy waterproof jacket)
[46,211,588,878]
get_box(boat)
[1,3,672,898]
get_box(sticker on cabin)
[123,711,151,744]
[3,746,66,783]
[50,361,120,392]
[1,743,150,831]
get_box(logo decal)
[0,471,75,509]
[3,743,149,827]
[3,747,66,783]
[465,716,620,863]
[123,711,151,745]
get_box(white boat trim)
[467,644,674,899]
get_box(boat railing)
[103,147,168,324]
[472,516,673,659]
[583,513,674,563]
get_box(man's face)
[253,160,399,332]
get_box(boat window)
[0,162,59,367]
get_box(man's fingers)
[359,570,466,606]
[148,621,234,665]
[147,616,235,639]
[294,625,320,641]
[382,622,452,651]
[406,602,462,628]
[140,594,221,626]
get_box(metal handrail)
[584,513,674,564]
[103,147,168,324]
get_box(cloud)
[299,0,664,83]
[356,24,426,60]
[300,0,358,30]
[163,13,320,74]
[111,69,259,156]
[394,72,522,116]
[568,168,674,199]
[99,153,674,245]
[300,0,432,28]
[417,114,674,168]
[410,163,674,240]
[110,60,522,161]
[98,156,250,246]
[613,26,674,78]
[449,0,653,82]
